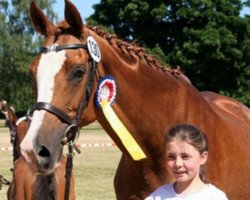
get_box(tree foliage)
[88,0,250,106]
[0,0,249,113]
[0,0,57,113]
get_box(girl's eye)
[181,154,191,160]
[166,155,175,160]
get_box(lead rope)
[64,142,74,200]
[64,127,81,200]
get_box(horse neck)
[97,35,198,113]
[95,35,211,153]
[16,117,30,141]
[14,118,30,159]
[93,39,181,144]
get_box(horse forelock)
[53,20,86,42]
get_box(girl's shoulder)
[202,184,229,199]
[145,183,174,200]
[144,183,229,200]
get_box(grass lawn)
[0,123,121,199]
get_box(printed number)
[88,40,100,59]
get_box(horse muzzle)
[20,130,63,175]
[36,145,55,174]
[20,143,40,174]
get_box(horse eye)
[68,64,85,82]
[74,69,85,78]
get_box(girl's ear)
[200,151,208,165]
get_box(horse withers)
[0,100,76,200]
[20,1,250,199]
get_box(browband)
[40,44,88,54]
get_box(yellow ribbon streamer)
[101,100,146,160]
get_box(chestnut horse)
[0,100,28,161]
[20,1,250,199]
[0,101,75,200]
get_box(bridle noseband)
[34,43,98,144]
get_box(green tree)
[88,0,250,106]
[228,12,250,105]
[0,0,57,113]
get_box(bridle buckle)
[40,44,59,53]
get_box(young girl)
[145,124,228,200]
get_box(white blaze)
[20,50,67,157]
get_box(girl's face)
[165,141,207,183]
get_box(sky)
[54,0,250,21]
[242,7,250,15]
[53,0,100,22]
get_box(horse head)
[0,100,17,128]
[20,0,98,174]
[0,100,8,114]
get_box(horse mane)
[54,21,191,83]
[88,25,193,83]
[87,26,177,72]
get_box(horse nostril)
[38,146,51,158]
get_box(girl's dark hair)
[164,124,208,182]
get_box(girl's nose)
[174,156,183,167]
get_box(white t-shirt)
[145,183,229,200]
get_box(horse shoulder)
[201,91,250,126]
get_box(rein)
[33,43,98,200]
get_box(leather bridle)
[34,43,98,143]
[33,43,98,200]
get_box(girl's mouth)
[174,171,187,175]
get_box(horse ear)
[64,0,83,36]
[30,1,54,36]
